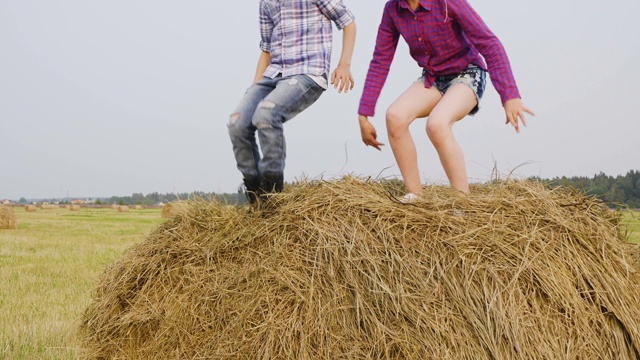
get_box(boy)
[228,0,356,204]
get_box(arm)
[449,0,534,132]
[315,0,356,93]
[253,51,272,83]
[255,2,273,83]
[358,4,399,149]
[331,21,356,93]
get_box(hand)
[331,64,354,93]
[504,98,535,133]
[359,115,385,150]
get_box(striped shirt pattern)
[359,0,521,117]
[260,0,355,81]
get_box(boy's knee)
[253,100,279,130]
[228,113,249,141]
[228,113,241,127]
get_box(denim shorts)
[421,65,487,115]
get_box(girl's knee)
[426,117,451,143]
[385,107,410,138]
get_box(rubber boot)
[243,176,262,205]
[259,172,284,204]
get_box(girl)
[358,0,534,201]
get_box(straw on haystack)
[160,201,188,219]
[0,205,17,229]
[70,205,81,211]
[134,205,143,210]
[117,206,130,213]
[80,178,640,359]
[24,205,36,212]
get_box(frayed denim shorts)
[421,65,487,115]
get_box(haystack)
[24,205,36,212]
[80,178,640,359]
[70,205,81,211]
[117,206,130,213]
[160,201,188,219]
[111,204,119,209]
[0,205,17,229]
[134,205,143,210]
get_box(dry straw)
[24,205,37,212]
[161,201,188,219]
[0,205,17,229]
[80,177,640,359]
[70,205,81,211]
[117,206,130,213]
[134,205,143,210]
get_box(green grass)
[0,207,165,359]
[0,206,638,359]
[622,210,640,244]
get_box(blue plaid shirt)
[259,0,355,81]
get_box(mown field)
[0,206,638,359]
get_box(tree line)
[534,170,640,208]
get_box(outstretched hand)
[359,115,384,150]
[504,98,535,133]
[331,64,354,93]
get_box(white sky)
[1,0,639,200]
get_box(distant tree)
[95,199,102,205]
[18,197,27,204]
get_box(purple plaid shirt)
[359,0,521,117]
[260,0,355,81]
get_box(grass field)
[0,207,165,359]
[0,206,638,359]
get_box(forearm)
[337,22,356,67]
[253,51,272,83]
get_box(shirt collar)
[400,0,431,11]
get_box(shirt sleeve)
[358,4,400,117]
[259,3,273,52]
[449,0,521,104]
[315,0,355,30]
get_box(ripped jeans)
[228,74,324,179]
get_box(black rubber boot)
[243,176,262,205]
[259,172,284,204]
[260,172,284,193]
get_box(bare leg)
[386,82,442,195]
[426,83,478,194]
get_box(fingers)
[364,139,384,150]
[331,71,354,93]
[506,112,520,133]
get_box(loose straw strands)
[80,177,640,359]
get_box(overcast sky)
[1,0,639,200]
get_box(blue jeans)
[228,74,324,179]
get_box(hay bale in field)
[70,205,81,211]
[0,205,17,229]
[160,201,188,219]
[134,205,143,210]
[111,204,119,209]
[117,206,130,213]
[80,178,640,359]
[24,205,37,212]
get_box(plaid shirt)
[359,0,521,117]
[260,0,355,81]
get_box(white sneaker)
[399,193,419,203]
